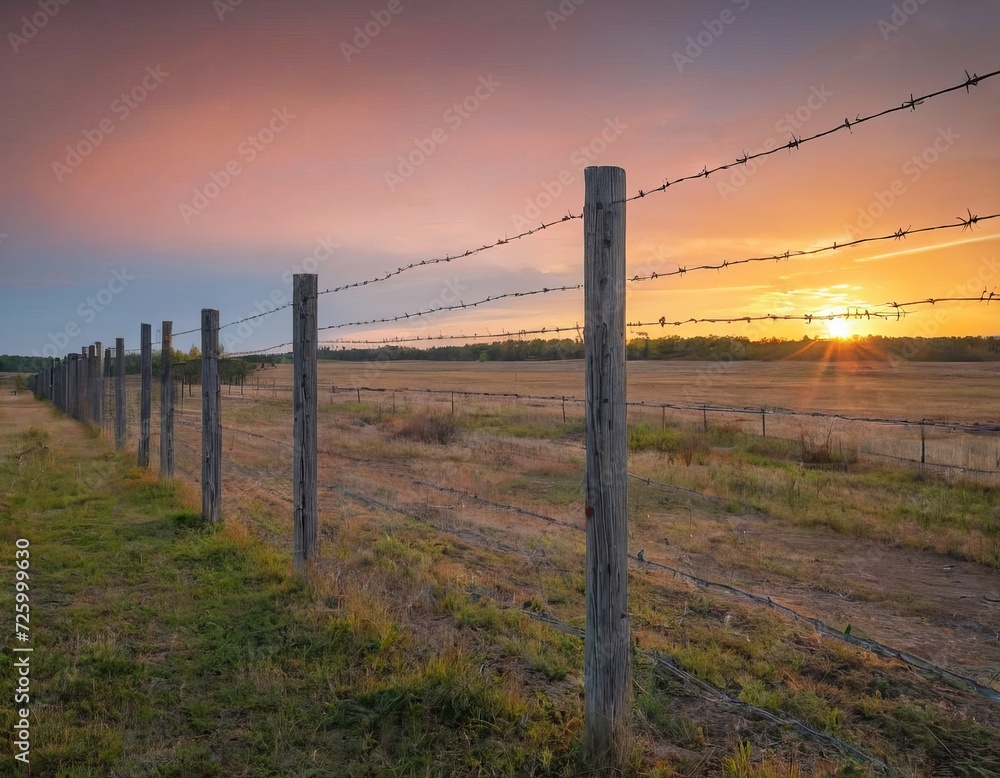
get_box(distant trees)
[316,335,1000,363]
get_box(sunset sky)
[2,0,999,358]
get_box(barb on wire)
[628,212,999,283]
[317,285,582,334]
[319,323,582,346]
[627,295,999,330]
[316,213,582,298]
[625,68,1000,203]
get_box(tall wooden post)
[139,324,152,468]
[160,322,174,477]
[87,345,97,425]
[920,421,926,465]
[67,354,77,418]
[202,310,222,523]
[583,165,631,769]
[115,338,126,450]
[100,344,108,431]
[293,274,318,575]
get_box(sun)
[825,319,852,339]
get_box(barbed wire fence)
[26,67,1000,769]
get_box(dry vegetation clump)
[393,410,460,445]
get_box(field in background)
[238,359,1000,477]
[8,360,1000,775]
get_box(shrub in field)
[628,422,681,453]
[799,428,858,465]
[394,412,458,445]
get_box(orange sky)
[1,0,999,356]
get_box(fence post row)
[139,323,152,468]
[293,274,318,575]
[160,321,174,478]
[202,310,222,523]
[582,165,632,769]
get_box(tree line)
[4,335,998,374]
[0,348,280,383]
[318,334,1000,363]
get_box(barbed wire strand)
[315,215,583,299]
[629,211,998,282]
[624,69,999,204]
[320,323,582,346]
[317,285,582,334]
[627,294,999,329]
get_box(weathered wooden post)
[139,324,152,468]
[67,354,77,418]
[100,344,109,431]
[583,165,631,769]
[920,421,926,465]
[160,322,174,477]
[293,274,318,575]
[87,345,97,425]
[761,409,766,438]
[115,338,126,450]
[202,310,222,523]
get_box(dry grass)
[50,362,1000,775]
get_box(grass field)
[3,360,1000,776]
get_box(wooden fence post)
[293,274,318,574]
[761,409,766,438]
[583,165,631,769]
[101,345,110,432]
[87,345,96,425]
[67,354,77,419]
[202,310,222,523]
[139,324,152,468]
[160,322,174,477]
[115,339,126,450]
[920,421,926,465]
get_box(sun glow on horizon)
[826,319,852,339]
